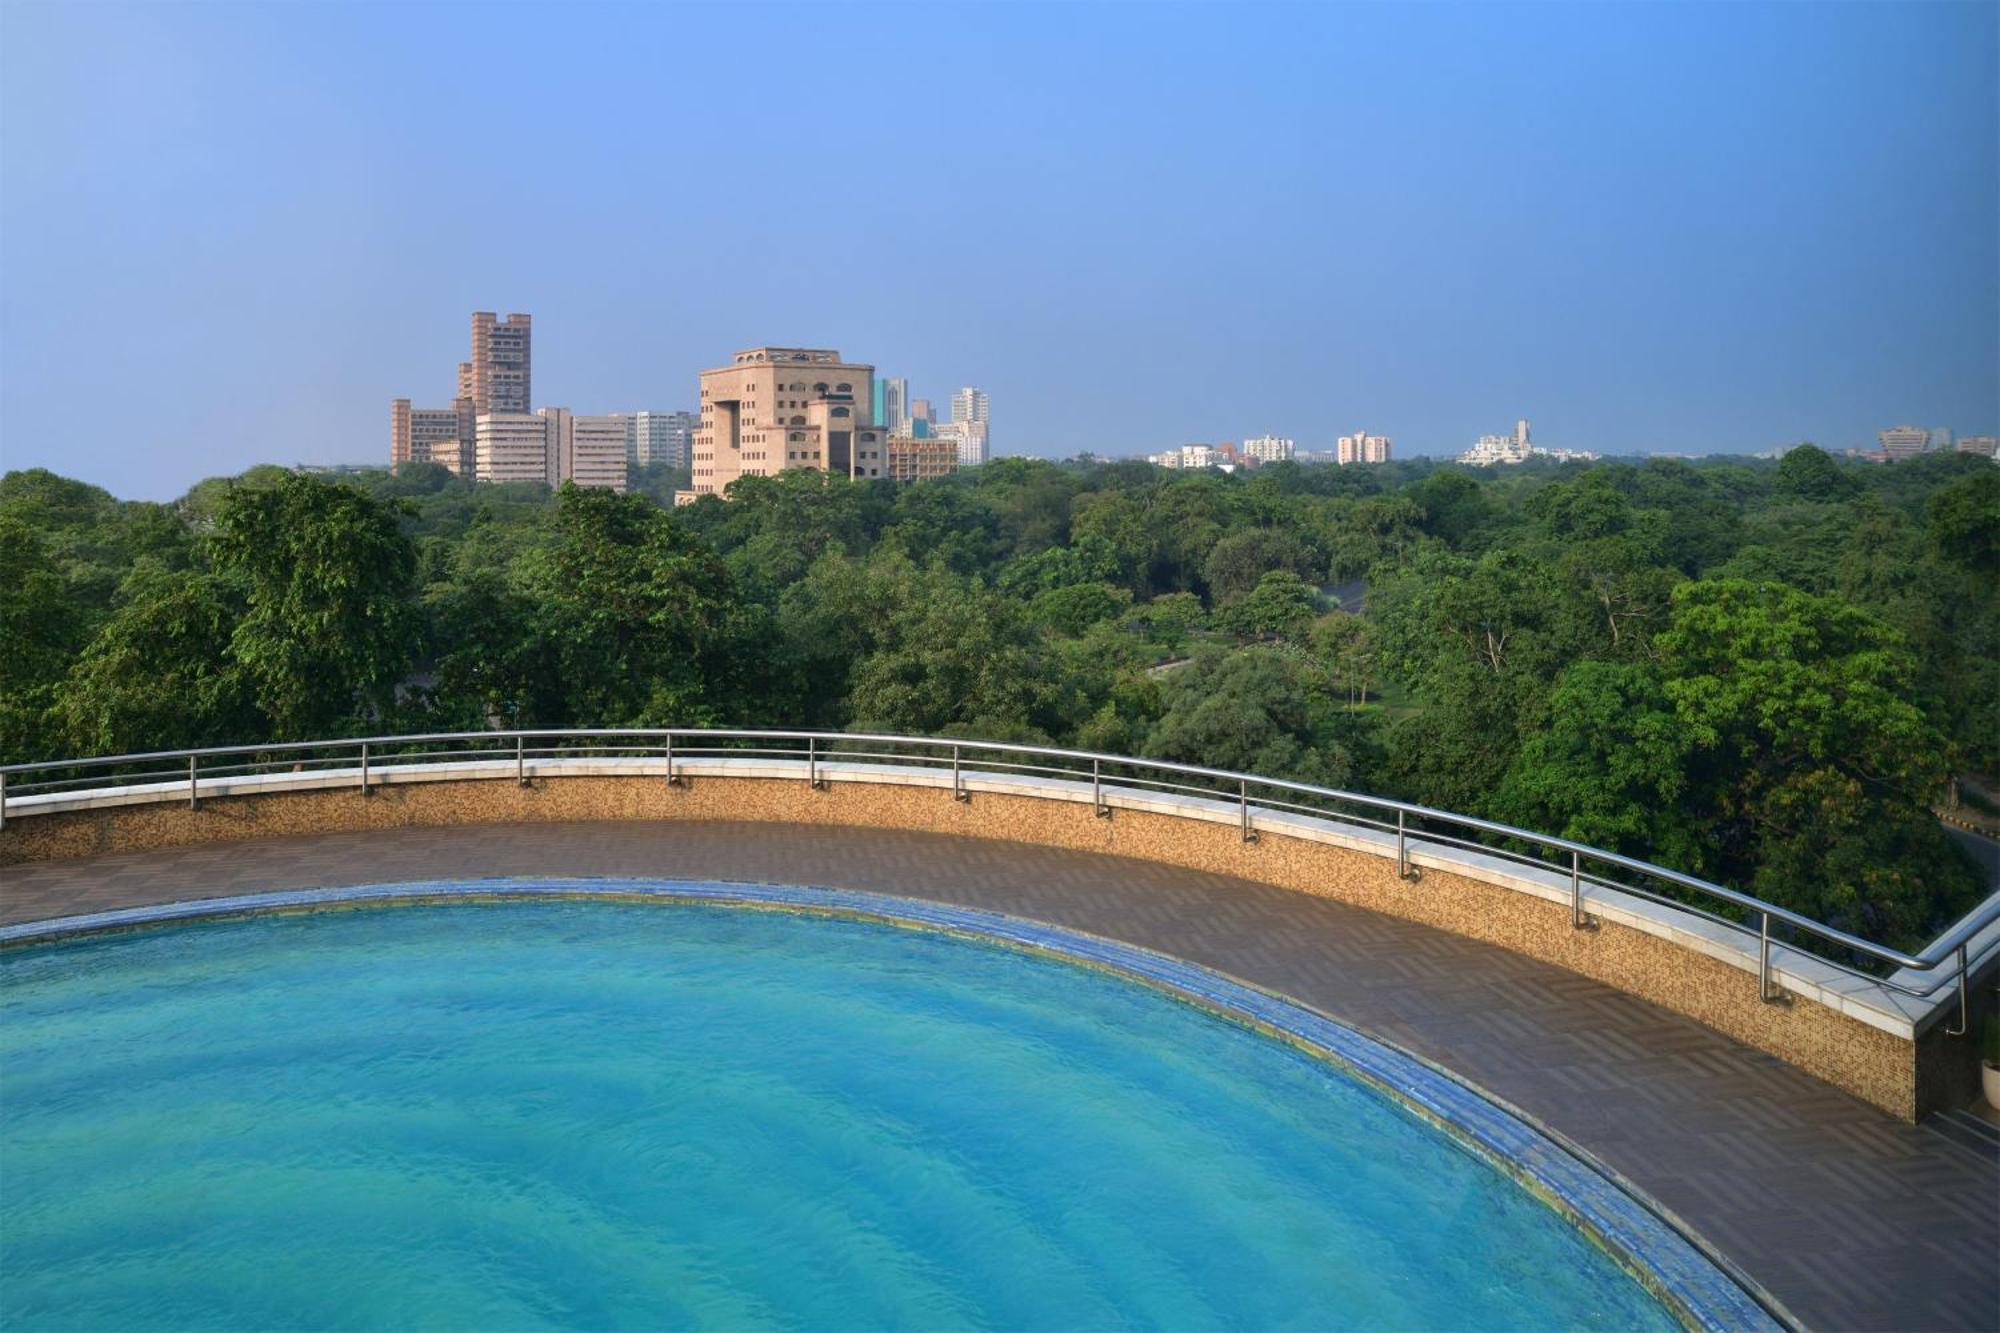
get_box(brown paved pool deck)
[4,820,1995,1332]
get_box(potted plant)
[1984,1013,2000,1111]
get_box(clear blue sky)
[2,1,1994,499]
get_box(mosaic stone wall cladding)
[0,769,1932,1119]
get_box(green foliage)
[56,566,257,755]
[210,473,420,739]
[1924,468,2000,573]
[1774,444,1861,502]
[1221,570,1319,639]
[1143,649,1354,786]
[2,448,1990,949]
[515,484,747,726]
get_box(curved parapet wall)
[3,751,1994,1121]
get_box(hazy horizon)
[3,1,1995,501]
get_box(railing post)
[1569,850,1587,928]
[1093,759,1109,818]
[1240,779,1256,843]
[952,745,969,803]
[808,737,824,790]
[1759,911,1780,1002]
[1944,943,1969,1036]
[665,733,679,787]
[0,768,8,832]
[188,754,199,810]
[516,734,527,788]
[1396,809,1419,881]
[359,742,371,796]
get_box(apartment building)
[887,433,960,481]
[626,410,695,469]
[465,312,532,414]
[687,347,888,499]
[951,386,989,426]
[1241,434,1295,463]
[1336,430,1392,464]
[935,418,990,466]
[391,398,475,474]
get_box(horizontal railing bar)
[4,727,1990,973]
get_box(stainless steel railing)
[2,728,1991,1028]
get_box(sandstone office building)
[684,347,930,502]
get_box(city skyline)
[3,2,1995,499]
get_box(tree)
[1143,649,1351,786]
[1503,579,1979,947]
[1027,582,1131,637]
[1307,611,1378,710]
[1494,660,1700,870]
[1140,591,1206,654]
[56,566,258,755]
[209,473,420,738]
[516,484,746,726]
[1201,527,1311,603]
[1924,467,2000,574]
[1222,570,1318,639]
[0,517,86,762]
[1774,444,1860,503]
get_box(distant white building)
[1458,418,1534,466]
[1240,434,1295,464]
[623,410,695,469]
[935,419,989,466]
[1336,430,1392,465]
[1149,444,1216,469]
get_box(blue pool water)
[1,902,1678,1331]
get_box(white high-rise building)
[935,419,989,466]
[1241,434,1295,463]
[625,410,695,469]
[951,386,989,425]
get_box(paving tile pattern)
[4,821,1996,1332]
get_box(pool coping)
[2,876,1791,1333]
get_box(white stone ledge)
[5,755,1973,1039]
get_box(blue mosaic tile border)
[3,877,1788,1332]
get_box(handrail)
[3,728,1993,1023]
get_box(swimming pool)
[1,883,1764,1330]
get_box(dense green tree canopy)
[3,447,1990,951]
